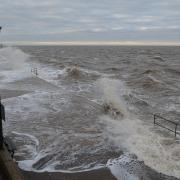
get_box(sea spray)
[0,47,32,83]
[98,78,180,178]
[97,77,129,118]
[103,115,180,178]
[0,47,30,69]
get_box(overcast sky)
[1,0,180,43]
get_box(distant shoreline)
[2,41,180,46]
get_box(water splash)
[0,47,32,83]
[97,78,129,118]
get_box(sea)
[0,45,179,180]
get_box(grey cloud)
[0,0,180,42]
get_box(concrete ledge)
[0,145,24,180]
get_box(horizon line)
[2,40,180,46]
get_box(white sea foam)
[9,131,40,169]
[12,131,39,147]
[107,153,139,180]
[19,157,105,173]
[0,47,29,69]
[18,153,44,171]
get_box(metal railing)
[154,114,180,137]
[31,68,38,76]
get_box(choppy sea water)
[0,46,179,179]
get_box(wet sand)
[21,167,179,180]
[22,168,116,180]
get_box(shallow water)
[0,46,180,179]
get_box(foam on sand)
[107,153,139,180]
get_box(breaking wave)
[58,65,101,81]
[97,78,129,119]
[153,56,165,62]
[98,77,180,178]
